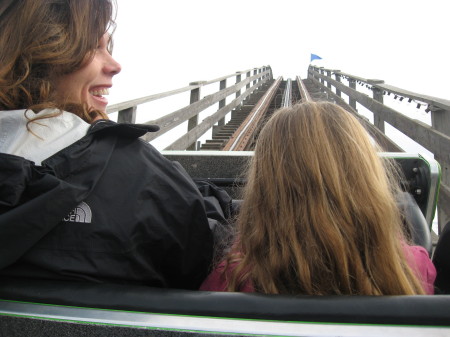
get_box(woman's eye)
[96,35,110,50]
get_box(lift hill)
[1,65,449,336]
[108,65,450,235]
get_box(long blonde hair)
[0,0,115,123]
[226,101,425,295]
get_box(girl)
[201,102,435,294]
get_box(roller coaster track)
[222,77,283,151]
[200,76,312,151]
[296,76,312,102]
[281,78,292,107]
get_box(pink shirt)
[200,245,436,294]
[200,261,254,292]
[402,245,436,294]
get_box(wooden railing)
[106,66,272,150]
[308,65,450,233]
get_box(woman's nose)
[104,55,122,76]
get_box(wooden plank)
[310,66,450,110]
[310,77,403,152]
[376,83,450,110]
[117,106,136,124]
[217,79,227,127]
[202,67,270,86]
[164,83,259,150]
[310,66,369,83]
[106,84,200,114]
[107,67,271,114]
[141,74,270,142]
[296,76,312,101]
[187,85,202,150]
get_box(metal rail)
[222,77,283,151]
[281,78,292,107]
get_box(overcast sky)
[108,0,445,231]
[109,0,449,105]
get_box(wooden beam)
[312,72,450,157]
[141,73,270,143]
[107,67,270,114]
[164,81,261,150]
[310,77,403,152]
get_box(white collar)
[0,109,90,165]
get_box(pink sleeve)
[403,245,436,294]
[199,264,229,291]
[200,262,254,292]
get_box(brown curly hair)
[0,0,116,124]
[225,102,426,295]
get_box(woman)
[0,0,213,289]
[201,102,435,295]
[0,0,120,164]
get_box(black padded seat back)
[433,222,450,294]
[397,192,432,254]
[231,199,243,215]
[1,277,450,326]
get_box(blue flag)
[310,53,322,62]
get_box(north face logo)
[63,201,92,223]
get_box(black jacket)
[0,120,213,289]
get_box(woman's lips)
[89,87,110,107]
[89,88,110,96]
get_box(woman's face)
[54,34,121,113]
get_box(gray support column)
[307,66,313,79]
[320,68,325,85]
[431,107,450,139]
[187,82,202,150]
[246,71,251,90]
[217,79,226,127]
[368,79,385,133]
[117,106,136,124]
[326,70,332,89]
[334,70,341,97]
[235,73,242,99]
[253,69,257,86]
[349,79,357,110]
